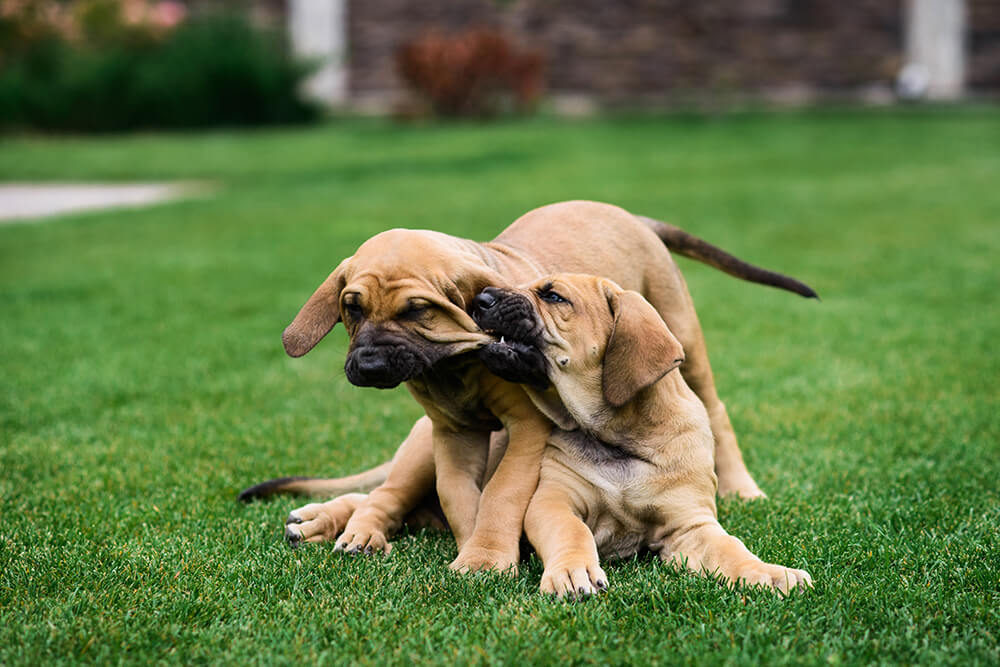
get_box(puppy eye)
[538,289,568,304]
[399,303,428,320]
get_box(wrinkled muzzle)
[344,330,430,388]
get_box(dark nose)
[472,288,500,313]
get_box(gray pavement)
[0,183,204,223]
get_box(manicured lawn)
[1,109,998,665]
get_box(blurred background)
[1,0,998,131]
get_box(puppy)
[250,201,817,571]
[472,274,813,596]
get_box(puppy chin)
[343,365,407,389]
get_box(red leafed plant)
[396,28,545,117]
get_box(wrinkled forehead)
[343,272,425,297]
[342,270,457,312]
[342,272,466,316]
[342,230,470,299]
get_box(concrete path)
[0,183,203,223]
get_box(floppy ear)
[602,288,686,408]
[281,258,350,358]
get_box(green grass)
[1,109,998,665]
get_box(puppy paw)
[334,526,392,556]
[732,561,812,595]
[283,496,359,548]
[539,561,608,600]
[716,473,767,501]
[449,544,519,576]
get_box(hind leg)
[285,491,447,550]
[681,352,765,500]
[334,416,438,554]
[644,264,766,499]
[664,521,811,594]
[654,475,808,594]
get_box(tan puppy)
[245,201,817,571]
[471,274,813,596]
[282,231,550,574]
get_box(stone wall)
[346,0,1000,107]
[347,0,904,105]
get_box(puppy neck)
[590,370,699,446]
[524,385,580,432]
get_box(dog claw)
[285,513,303,525]
[284,525,302,548]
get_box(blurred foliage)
[0,0,320,132]
[396,28,545,118]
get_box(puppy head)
[473,274,685,421]
[282,229,498,388]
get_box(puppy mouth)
[471,290,550,390]
[481,334,542,363]
[478,336,550,390]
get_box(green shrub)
[0,13,321,132]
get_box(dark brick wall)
[969,0,1000,90]
[347,0,907,102]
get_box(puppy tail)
[639,215,819,299]
[237,460,391,502]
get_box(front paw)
[716,473,767,501]
[732,561,812,595]
[449,544,519,576]
[539,560,608,600]
[334,522,392,556]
